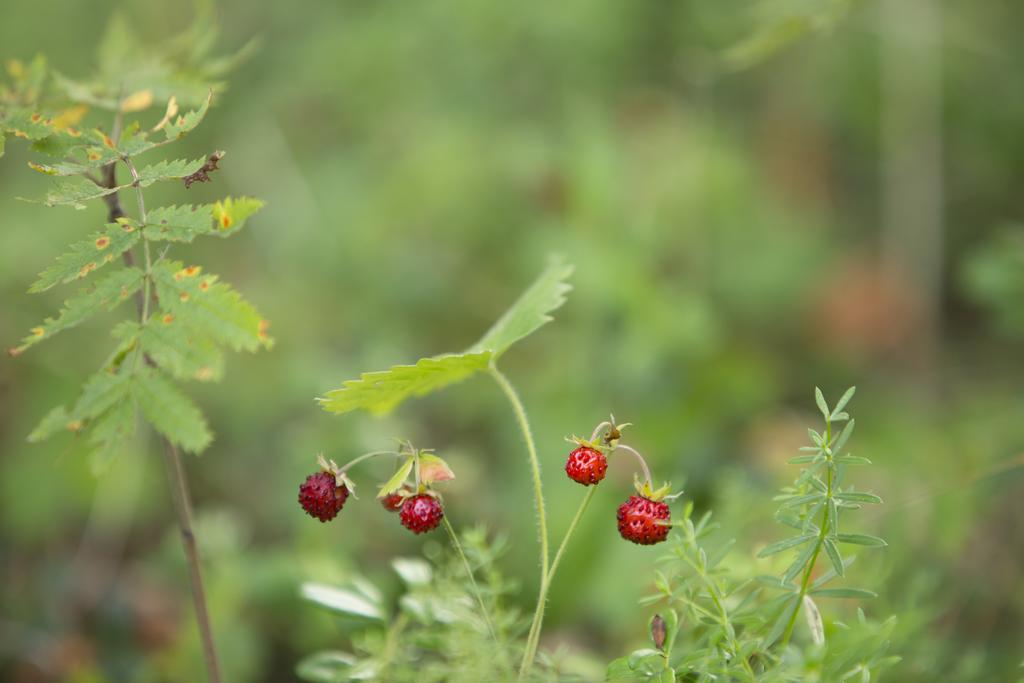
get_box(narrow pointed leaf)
[378,458,414,498]
[757,534,814,558]
[809,587,877,599]
[834,533,887,547]
[823,537,844,577]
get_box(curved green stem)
[487,366,549,680]
[336,450,402,475]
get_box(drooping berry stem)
[546,486,598,585]
[588,421,612,444]
[337,450,403,474]
[614,443,654,486]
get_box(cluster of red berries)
[563,419,675,546]
[300,420,676,546]
[298,452,448,535]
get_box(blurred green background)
[2,1,1023,681]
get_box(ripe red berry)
[298,471,349,522]
[380,493,404,512]
[616,495,670,545]
[399,494,444,534]
[565,445,608,485]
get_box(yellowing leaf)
[418,454,455,484]
[120,89,153,112]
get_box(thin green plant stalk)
[119,131,222,683]
[545,486,598,585]
[780,419,833,648]
[441,516,507,673]
[487,366,551,679]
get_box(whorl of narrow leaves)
[4,29,269,468]
[761,387,886,647]
[319,257,573,415]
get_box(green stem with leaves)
[111,134,222,683]
[780,419,833,649]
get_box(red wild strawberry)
[400,494,444,534]
[380,492,404,512]
[616,495,670,545]
[565,445,608,485]
[299,471,349,522]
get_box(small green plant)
[2,14,265,683]
[606,388,899,681]
[300,260,686,680]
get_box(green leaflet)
[26,157,206,208]
[470,256,574,357]
[319,258,573,416]
[27,405,72,442]
[125,315,225,382]
[319,352,493,416]
[142,204,215,242]
[151,260,273,352]
[133,367,212,453]
[10,268,144,355]
[29,221,140,292]
[211,197,265,238]
[86,399,136,473]
[141,197,265,243]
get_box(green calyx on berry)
[317,453,358,497]
[377,442,454,499]
[633,474,675,502]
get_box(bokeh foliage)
[2,0,1023,681]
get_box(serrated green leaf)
[809,587,877,599]
[140,204,214,242]
[26,176,120,209]
[135,156,206,186]
[29,222,140,292]
[123,316,225,382]
[10,268,144,355]
[757,534,815,558]
[152,261,272,352]
[72,368,133,423]
[471,257,573,357]
[133,368,212,452]
[161,91,212,140]
[835,533,887,547]
[87,399,136,473]
[319,351,493,416]
[823,537,844,577]
[27,405,71,442]
[378,458,414,498]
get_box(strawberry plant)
[1,18,266,683]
